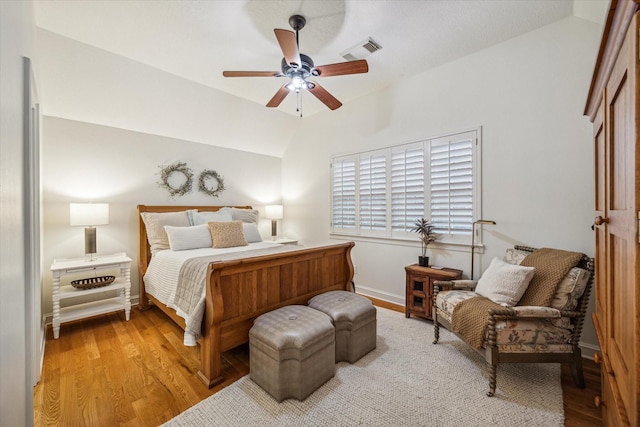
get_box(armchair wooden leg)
[433,313,440,344]
[570,348,585,388]
[487,362,497,397]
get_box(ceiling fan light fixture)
[286,74,306,91]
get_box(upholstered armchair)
[432,245,594,397]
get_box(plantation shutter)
[331,127,480,245]
[391,144,425,234]
[429,133,474,237]
[331,157,356,230]
[359,153,387,232]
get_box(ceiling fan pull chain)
[297,90,303,117]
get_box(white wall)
[0,1,37,425]
[41,116,282,315]
[282,16,602,351]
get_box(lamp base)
[84,226,97,261]
[271,219,278,240]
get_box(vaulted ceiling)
[33,0,606,118]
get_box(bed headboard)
[137,205,253,278]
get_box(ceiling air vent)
[340,37,382,61]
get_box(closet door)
[599,11,638,425]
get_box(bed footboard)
[198,241,355,388]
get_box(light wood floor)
[34,304,602,426]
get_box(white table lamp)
[70,203,109,261]
[265,205,283,240]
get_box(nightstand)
[50,252,132,339]
[273,238,298,245]
[405,264,462,320]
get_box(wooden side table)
[50,252,132,339]
[405,264,462,320]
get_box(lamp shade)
[265,205,284,220]
[70,203,109,226]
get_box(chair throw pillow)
[475,257,536,307]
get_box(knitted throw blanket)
[451,247,583,350]
[518,248,583,307]
[451,296,502,349]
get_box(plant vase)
[418,256,429,267]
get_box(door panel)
[603,21,637,423]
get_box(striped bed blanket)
[173,244,301,343]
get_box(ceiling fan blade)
[223,71,281,77]
[314,59,368,77]
[274,29,302,69]
[266,85,290,108]
[307,82,342,110]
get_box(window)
[330,128,481,246]
[331,157,356,231]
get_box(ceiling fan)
[222,14,369,112]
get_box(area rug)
[164,307,564,426]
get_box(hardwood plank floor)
[33,306,602,426]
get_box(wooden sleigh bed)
[137,205,355,388]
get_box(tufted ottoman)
[308,291,377,363]
[249,305,335,402]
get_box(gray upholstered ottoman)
[308,291,377,363]
[249,305,335,402]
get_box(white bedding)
[143,241,284,345]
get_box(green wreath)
[158,161,193,198]
[198,169,226,198]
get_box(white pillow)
[164,224,212,251]
[220,207,259,223]
[243,222,263,243]
[140,211,191,254]
[475,257,536,307]
[188,209,233,225]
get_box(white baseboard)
[579,341,601,360]
[354,285,404,306]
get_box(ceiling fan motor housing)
[281,53,315,77]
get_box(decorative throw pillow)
[208,220,248,248]
[140,211,190,254]
[550,267,590,311]
[546,267,590,329]
[502,248,530,265]
[187,209,233,226]
[220,207,259,223]
[164,224,213,251]
[242,222,263,243]
[475,257,536,307]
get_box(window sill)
[329,232,486,254]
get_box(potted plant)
[411,218,439,267]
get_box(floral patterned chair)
[432,245,594,397]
